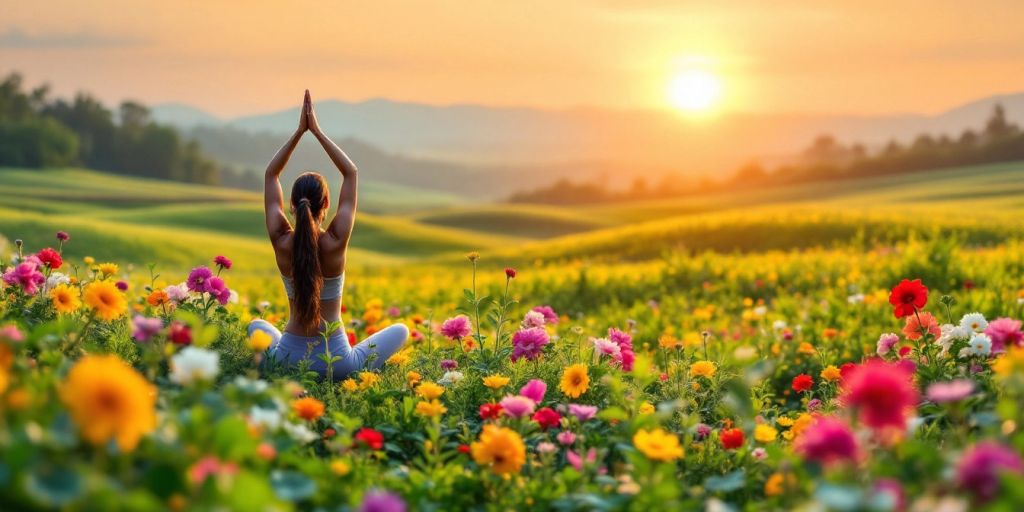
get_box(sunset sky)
[2,1,1023,118]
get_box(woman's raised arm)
[307,94,358,244]
[264,91,310,242]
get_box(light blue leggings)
[248,319,409,380]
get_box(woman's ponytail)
[292,195,323,333]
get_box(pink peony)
[840,360,919,431]
[187,266,213,293]
[511,327,549,361]
[2,261,45,295]
[439,315,472,340]
[984,318,1023,353]
[499,395,536,418]
[925,379,974,403]
[522,310,547,329]
[956,441,1024,501]
[531,305,559,325]
[519,379,547,403]
[592,338,621,359]
[794,416,860,465]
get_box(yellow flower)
[764,472,796,497]
[292,397,325,421]
[791,413,814,438]
[416,381,444,400]
[97,262,119,276]
[682,332,703,348]
[754,424,778,443]
[387,350,410,365]
[632,428,684,462]
[83,281,127,321]
[471,425,525,474]
[689,360,716,379]
[415,399,447,418]
[341,378,358,392]
[49,283,81,314]
[248,330,273,352]
[330,459,350,476]
[83,256,95,265]
[559,364,589,398]
[362,308,383,325]
[658,334,680,349]
[482,374,510,390]
[59,354,157,451]
[798,342,816,355]
[365,298,384,310]
[776,416,794,427]
[993,347,1024,378]
[358,371,380,390]
[820,365,842,382]
[406,371,422,387]
[638,401,655,415]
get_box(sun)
[668,70,723,113]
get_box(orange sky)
[2,0,1023,117]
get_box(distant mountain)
[150,102,223,128]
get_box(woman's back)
[273,229,347,336]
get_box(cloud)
[0,28,148,49]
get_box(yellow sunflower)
[559,364,589,398]
[59,354,157,451]
[633,428,684,462]
[471,425,526,475]
[49,283,81,314]
[83,281,127,321]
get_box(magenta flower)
[556,430,576,446]
[56,231,70,242]
[568,404,598,422]
[926,379,974,403]
[132,315,164,342]
[519,379,547,403]
[840,360,919,431]
[2,261,45,295]
[984,318,1023,353]
[359,490,407,512]
[566,448,602,473]
[694,423,712,440]
[499,395,536,418]
[213,255,233,270]
[440,359,458,371]
[116,280,129,292]
[205,276,231,305]
[511,327,549,361]
[187,266,213,293]
[794,416,860,466]
[531,305,559,325]
[608,327,635,372]
[956,441,1024,501]
[439,315,471,340]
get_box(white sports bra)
[281,273,344,300]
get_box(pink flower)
[165,283,189,302]
[521,311,546,329]
[902,311,940,341]
[608,327,635,371]
[511,327,549,361]
[116,280,129,292]
[132,315,164,342]
[873,479,904,511]
[519,379,547,403]
[531,305,559,325]
[592,338,621,359]
[213,255,233,270]
[0,324,24,343]
[568,404,598,422]
[499,395,536,418]
[187,266,213,293]
[840,360,919,431]
[439,315,471,340]
[751,447,767,460]
[566,448,601,473]
[956,441,1024,501]
[925,379,974,403]
[2,261,45,295]
[204,276,231,305]
[188,456,238,485]
[876,333,900,356]
[794,416,859,465]
[536,442,557,454]
[556,430,576,445]
[440,359,458,371]
[56,231,70,242]
[984,318,1023,353]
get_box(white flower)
[966,333,992,356]
[228,289,240,304]
[169,347,220,385]
[592,337,621,359]
[249,406,282,431]
[439,370,464,386]
[233,376,269,393]
[753,306,767,317]
[959,312,988,334]
[847,293,865,304]
[165,283,189,302]
[771,320,787,331]
[258,300,271,311]
[283,422,318,444]
[938,324,971,355]
[45,272,70,291]
[522,310,546,329]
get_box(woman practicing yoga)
[248,91,408,379]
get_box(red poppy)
[479,402,503,420]
[792,374,814,393]
[36,248,62,269]
[532,407,561,431]
[719,428,744,449]
[353,427,384,450]
[888,279,928,318]
[169,321,192,345]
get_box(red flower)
[792,374,814,393]
[323,428,336,439]
[839,363,857,380]
[36,248,62,269]
[532,407,561,431]
[888,279,928,318]
[479,402,503,420]
[347,330,357,347]
[719,428,744,449]
[56,231,70,242]
[898,346,912,358]
[504,267,517,279]
[457,444,471,454]
[354,427,384,450]
[169,321,192,345]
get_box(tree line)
[509,105,1024,204]
[0,72,226,185]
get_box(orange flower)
[147,290,170,307]
[292,397,325,422]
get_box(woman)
[248,90,408,379]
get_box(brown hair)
[290,172,328,332]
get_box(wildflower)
[608,327,635,371]
[903,311,940,340]
[330,459,350,476]
[439,370,464,385]
[359,491,407,512]
[405,371,422,387]
[754,424,778,443]
[511,327,549,361]
[876,333,900,356]
[956,441,1024,501]
[146,289,170,307]
[415,399,447,418]
[568,404,598,422]
[45,271,70,291]
[283,422,318,444]
[522,310,547,328]
[341,379,359,392]
[439,358,458,371]
[213,255,232,270]
[415,381,445,400]
[992,346,1024,378]
[165,283,189,302]
[751,447,767,460]
[479,402,503,420]
[531,305,559,325]
[169,347,220,385]
[36,247,62,269]
[186,266,213,293]
[56,231,70,242]
[499,395,535,418]
[466,252,480,262]
[59,355,157,451]
[984,318,1023,353]
[115,280,129,292]
[439,315,471,340]
[807,398,822,412]
[354,428,384,450]
[638,401,655,415]
[249,330,273,352]
[49,283,81,314]
[2,260,45,295]
[482,374,510,389]
[386,351,409,365]
[794,416,859,465]
[592,337,622,359]
[926,379,974,403]
[504,267,516,278]
[694,423,712,440]
[633,428,684,462]
[358,371,381,390]
[83,280,127,321]
[960,313,987,333]
[131,315,163,342]
[820,365,842,382]
[840,360,918,431]
[559,364,589,398]
[719,428,744,449]
[248,406,282,431]
[536,441,558,454]
[567,448,600,472]
[792,374,813,393]
[689,360,716,379]
[764,472,796,497]
[967,333,992,356]
[797,342,816,354]
[471,425,526,474]
[888,279,928,318]
[532,407,561,430]
[520,379,547,403]
[97,262,119,276]
[168,321,192,345]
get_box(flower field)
[2,222,1024,512]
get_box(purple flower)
[807,398,822,412]
[568,404,598,422]
[694,423,712,440]
[511,327,549,361]
[213,255,233,270]
[56,231,70,242]
[439,315,471,340]
[2,261,45,295]
[956,441,1024,501]
[499,395,536,418]
[876,332,900,356]
[205,276,231,305]
[440,359,459,371]
[556,430,576,446]
[359,491,406,512]
[926,379,974,403]
[132,315,164,342]
[187,266,213,293]
[984,318,1023,353]
[519,379,547,404]
[531,305,559,325]
[116,280,129,292]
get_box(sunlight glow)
[667,70,723,113]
